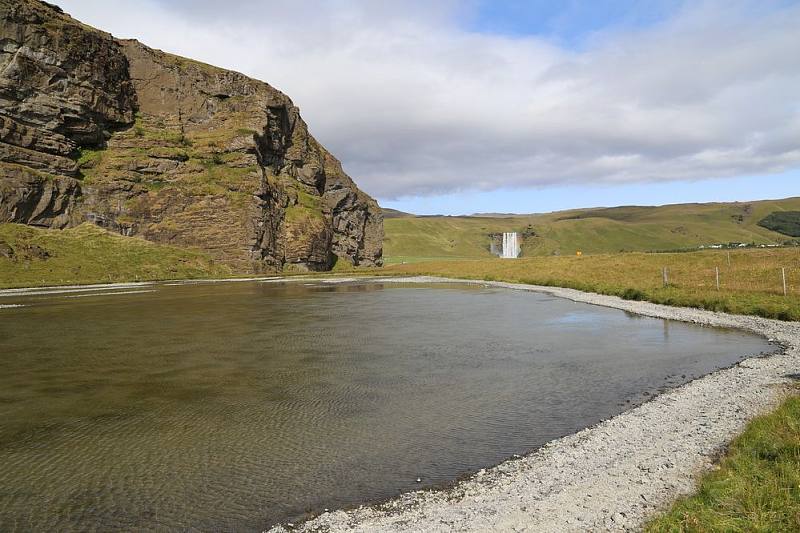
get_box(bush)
[621,288,646,301]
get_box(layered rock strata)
[0,0,383,271]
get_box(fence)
[659,263,795,296]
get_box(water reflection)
[0,281,776,531]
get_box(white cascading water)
[501,232,519,258]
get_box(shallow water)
[0,281,777,531]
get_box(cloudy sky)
[58,0,800,214]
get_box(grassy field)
[382,248,800,320]
[0,223,231,288]
[645,390,800,533]
[379,249,800,530]
[3,220,798,321]
[2,219,799,531]
[383,197,800,263]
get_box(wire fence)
[659,263,796,296]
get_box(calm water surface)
[0,281,776,531]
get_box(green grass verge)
[383,255,479,265]
[0,223,232,288]
[646,392,800,532]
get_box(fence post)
[727,251,731,267]
[715,266,720,291]
[782,267,787,296]
[663,267,669,287]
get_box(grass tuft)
[622,287,647,301]
[645,392,800,533]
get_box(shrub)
[621,288,646,301]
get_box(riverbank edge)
[265,276,799,532]
[3,275,796,531]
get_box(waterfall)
[501,232,519,258]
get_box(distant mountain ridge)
[381,208,414,219]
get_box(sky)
[56,0,800,215]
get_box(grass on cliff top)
[645,391,800,533]
[380,247,800,320]
[0,223,231,288]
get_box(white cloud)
[56,0,800,199]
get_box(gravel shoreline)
[268,276,799,533]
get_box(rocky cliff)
[0,0,383,271]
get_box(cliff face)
[0,0,383,271]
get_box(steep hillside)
[0,222,231,288]
[0,0,382,273]
[384,197,800,263]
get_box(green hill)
[0,223,231,288]
[383,197,800,263]
[381,208,415,219]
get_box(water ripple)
[0,281,776,531]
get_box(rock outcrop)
[0,0,383,271]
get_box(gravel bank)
[268,276,799,533]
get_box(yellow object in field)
[576,251,582,256]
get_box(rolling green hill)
[383,197,800,263]
[0,223,231,288]
[381,208,415,219]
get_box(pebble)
[267,277,798,533]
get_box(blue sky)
[468,0,681,46]
[384,170,800,216]
[59,0,800,215]
[383,0,800,214]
